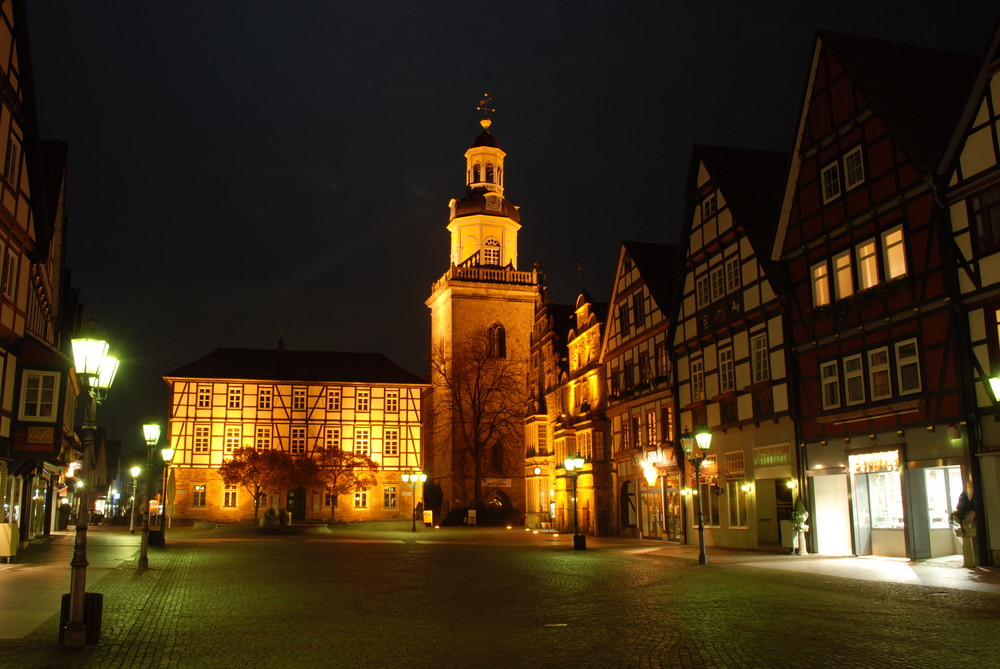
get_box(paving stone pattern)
[1,533,997,668]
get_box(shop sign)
[481,478,511,488]
[848,450,899,474]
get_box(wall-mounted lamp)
[925,425,934,433]
[947,424,961,440]
[740,482,753,493]
[786,479,797,490]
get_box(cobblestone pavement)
[1,527,997,668]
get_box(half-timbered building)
[940,22,1000,567]
[163,346,427,524]
[673,145,794,551]
[772,32,979,558]
[603,241,679,540]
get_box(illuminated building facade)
[603,241,679,540]
[673,145,795,551]
[163,346,427,524]
[772,33,979,559]
[425,111,538,521]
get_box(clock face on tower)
[485,194,502,211]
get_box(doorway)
[286,487,306,521]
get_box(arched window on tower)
[489,323,507,358]
[473,164,481,183]
[483,238,501,266]
[485,163,494,183]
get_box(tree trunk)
[329,494,338,522]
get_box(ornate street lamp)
[62,329,118,648]
[401,471,427,531]
[564,453,586,550]
[129,466,141,534]
[681,428,712,565]
[138,421,160,568]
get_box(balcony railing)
[432,264,538,292]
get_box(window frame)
[691,359,705,401]
[224,426,241,454]
[751,333,769,383]
[811,261,831,307]
[833,250,854,300]
[820,360,841,410]
[258,386,272,410]
[725,256,740,293]
[856,239,879,291]
[895,338,922,395]
[696,274,711,309]
[21,370,58,420]
[384,428,400,456]
[192,484,207,508]
[354,428,370,456]
[844,146,865,190]
[197,385,212,409]
[223,484,238,508]
[354,489,369,509]
[868,347,892,401]
[290,426,307,454]
[327,387,341,411]
[227,385,242,410]
[719,347,735,393]
[882,226,907,280]
[292,387,307,411]
[385,391,399,413]
[193,424,211,453]
[844,354,865,405]
[356,389,370,412]
[255,425,272,450]
[821,161,841,203]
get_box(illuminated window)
[691,359,705,401]
[223,484,237,508]
[227,386,242,409]
[325,426,341,449]
[895,339,921,394]
[751,333,769,383]
[621,418,631,449]
[844,146,865,189]
[882,227,907,279]
[483,238,501,266]
[258,387,272,410]
[290,426,306,454]
[192,485,207,507]
[225,426,241,453]
[856,239,879,290]
[811,261,830,307]
[844,354,865,405]
[646,410,657,446]
[725,257,740,292]
[868,471,904,529]
[356,390,370,412]
[327,387,341,411]
[384,428,399,456]
[868,348,891,400]
[354,489,368,509]
[820,361,840,410]
[355,428,370,456]
[194,425,211,453]
[386,391,399,413]
[383,486,397,509]
[255,425,272,450]
[833,251,853,300]
[292,387,306,411]
[719,348,735,393]
[821,162,841,202]
[21,371,57,419]
[972,186,1000,253]
[197,386,211,408]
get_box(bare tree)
[218,448,312,523]
[313,447,379,521]
[429,330,526,506]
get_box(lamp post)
[138,421,160,568]
[681,429,712,565]
[401,471,427,531]
[63,330,119,648]
[160,446,175,538]
[129,466,140,534]
[564,453,586,550]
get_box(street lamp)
[160,446,175,537]
[564,453,586,551]
[681,428,712,565]
[129,466,141,534]
[138,421,160,568]
[63,329,119,648]
[401,471,427,531]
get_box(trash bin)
[59,592,103,645]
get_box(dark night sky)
[23,2,999,451]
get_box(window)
[882,227,907,279]
[811,261,831,307]
[21,371,57,419]
[844,146,865,189]
[355,428,370,456]
[618,304,631,335]
[646,410,657,446]
[710,266,726,301]
[727,480,748,527]
[258,387,272,410]
[356,390,370,412]
[895,339,921,394]
[384,428,399,456]
[192,485,207,507]
[821,162,841,202]
[386,391,399,413]
[661,407,672,445]
[3,133,20,183]
[655,342,669,379]
[623,361,634,391]
[844,354,865,405]
[696,275,710,308]
[703,193,718,218]
[194,425,211,453]
[691,359,705,401]
[327,387,341,411]
[255,425,272,450]
[868,471,904,529]
[719,348,735,393]
[621,418,631,449]
[225,426,241,453]
[483,238,501,266]
[751,333,769,383]
[725,257,740,293]
[610,367,620,395]
[3,248,17,300]
[489,323,507,358]
[821,361,840,410]
[633,295,645,328]
[223,484,237,508]
[383,486,397,509]
[290,426,306,454]
[833,251,853,300]
[354,489,368,509]
[292,387,306,411]
[632,416,641,448]
[325,426,341,449]
[638,352,650,385]
[227,386,242,409]
[856,240,879,290]
[972,186,1000,252]
[197,386,211,408]
[868,348,891,400]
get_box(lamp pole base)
[573,534,587,550]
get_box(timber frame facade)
[163,346,427,525]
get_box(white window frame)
[691,359,705,401]
[356,389,370,412]
[895,338,922,395]
[223,484,238,508]
[882,226,907,280]
[821,162,841,203]
[856,239,879,290]
[719,347,735,393]
[255,425,272,450]
[833,251,854,300]
[197,385,211,409]
[225,426,241,453]
[290,426,307,454]
[354,489,368,509]
[821,361,840,410]
[227,385,242,409]
[844,354,865,405]
[383,486,397,509]
[384,428,399,456]
[292,387,307,411]
[725,257,740,293]
[812,261,831,307]
[327,387,341,411]
[192,484,207,507]
[355,428,370,456]
[868,347,892,401]
[194,425,211,453]
[21,370,58,420]
[844,146,865,190]
[324,426,341,449]
[386,391,399,413]
[751,333,769,383]
[696,275,711,309]
[258,387,272,410]
[710,266,726,301]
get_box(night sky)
[23,2,1000,451]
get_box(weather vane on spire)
[477,93,495,130]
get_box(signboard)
[422,510,434,526]
[481,478,512,488]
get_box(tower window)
[489,323,507,358]
[473,164,481,183]
[483,238,501,266]
[485,163,494,183]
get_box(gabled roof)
[623,241,678,313]
[819,31,978,169]
[164,347,426,385]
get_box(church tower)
[425,99,539,521]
